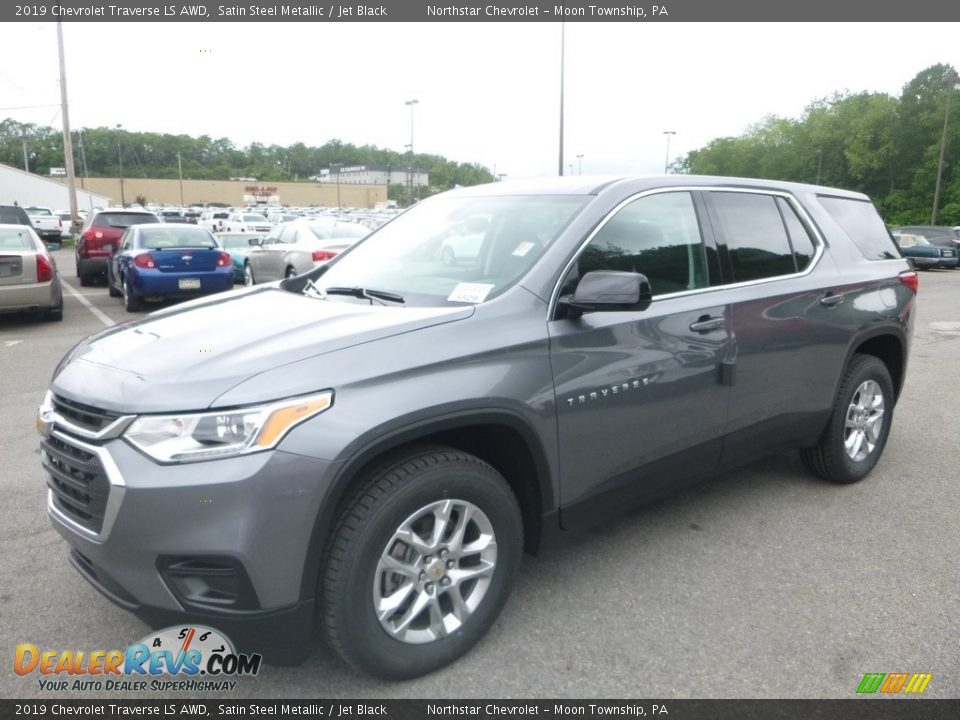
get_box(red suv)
[76,209,158,286]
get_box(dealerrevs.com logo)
[14,625,261,692]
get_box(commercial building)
[58,177,387,208]
[0,162,111,212]
[316,165,429,188]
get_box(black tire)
[244,262,256,287]
[321,446,523,680]
[285,267,298,279]
[441,246,455,266]
[801,354,895,484]
[107,265,122,297]
[46,301,63,322]
[122,276,143,312]
[78,266,93,287]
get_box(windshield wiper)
[323,286,405,306]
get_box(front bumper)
[44,428,337,663]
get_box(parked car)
[0,204,33,228]
[76,208,160,286]
[24,206,64,247]
[39,176,914,680]
[243,219,368,285]
[226,212,272,234]
[215,231,266,283]
[438,216,489,265]
[199,210,231,234]
[890,225,960,267]
[106,223,233,311]
[892,231,959,269]
[159,209,191,224]
[0,223,62,321]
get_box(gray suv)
[38,176,915,679]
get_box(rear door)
[548,190,733,527]
[702,189,846,463]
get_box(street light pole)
[932,70,958,225]
[558,22,565,176]
[405,99,418,206]
[332,163,343,211]
[576,154,584,175]
[663,131,676,174]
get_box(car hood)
[52,287,474,413]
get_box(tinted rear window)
[93,213,157,229]
[818,196,900,260]
[139,227,217,249]
[0,206,31,225]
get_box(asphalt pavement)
[1,249,957,699]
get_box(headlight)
[124,391,333,463]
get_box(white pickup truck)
[24,206,64,246]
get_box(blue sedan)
[107,224,235,311]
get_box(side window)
[710,192,796,282]
[775,197,817,271]
[817,195,900,261]
[569,191,708,297]
[264,227,282,244]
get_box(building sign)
[244,186,278,197]
[49,167,66,177]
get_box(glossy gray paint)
[44,175,914,649]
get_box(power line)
[0,103,61,111]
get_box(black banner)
[2,700,960,720]
[4,0,960,23]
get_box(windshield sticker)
[448,283,495,304]
[512,242,535,257]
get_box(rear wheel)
[321,447,523,679]
[77,262,93,287]
[285,267,298,279]
[801,354,894,484]
[122,276,143,312]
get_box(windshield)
[243,214,267,223]
[315,194,588,305]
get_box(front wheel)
[244,263,256,287]
[321,447,523,679]
[285,267,298,279]
[801,354,894,484]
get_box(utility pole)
[177,151,184,206]
[116,124,125,207]
[932,70,958,225]
[405,99,418,206]
[22,138,29,173]
[57,21,80,232]
[663,131,676,174]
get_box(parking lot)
[2,248,958,699]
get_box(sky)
[0,21,957,179]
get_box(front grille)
[52,394,121,433]
[42,434,110,533]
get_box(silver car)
[243,219,369,285]
[0,224,63,321]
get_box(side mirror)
[559,270,652,315]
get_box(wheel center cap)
[427,559,445,580]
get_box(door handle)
[820,293,844,307]
[689,316,725,333]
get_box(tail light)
[312,250,336,262]
[133,253,156,269]
[898,269,919,294]
[36,254,53,283]
[216,252,231,267]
